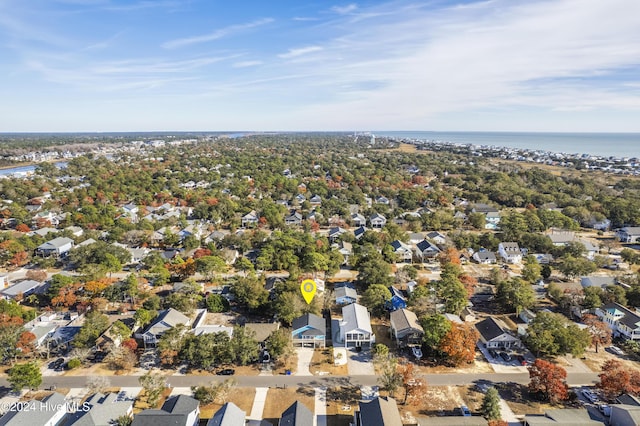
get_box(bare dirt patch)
[198,387,256,420]
[133,387,173,413]
[310,348,348,376]
[581,347,640,373]
[372,321,394,349]
[261,387,316,425]
[326,386,362,426]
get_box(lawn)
[310,348,348,375]
[261,387,316,425]
[199,387,256,420]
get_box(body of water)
[0,161,67,177]
[375,131,640,159]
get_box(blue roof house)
[386,286,407,311]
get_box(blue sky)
[1,0,639,132]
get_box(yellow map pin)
[300,279,317,304]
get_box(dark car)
[516,355,528,365]
[216,368,235,376]
[488,349,498,359]
[499,352,512,362]
[49,357,65,369]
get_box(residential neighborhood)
[0,133,639,426]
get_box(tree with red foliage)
[488,421,509,426]
[582,314,612,353]
[459,274,478,298]
[16,331,36,357]
[122,338,138,352]
[439,323,479,366]
[15,224,30,233]
[9,251,28,268]
[528,359,568,404]
[438,247,461,266]
[193,248,212,259]
[597,359,640,399]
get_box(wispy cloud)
[278,46,323,59]
[162,18,274,49]
[331,4,358,15]
[233,60,263,68]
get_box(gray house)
[292,313,326,348]
[279,401,313,426]
[68,393,133,426]
[476,317,521,350]
[390,308,424,347]
[354,397,402,426]
[35,236,74,257]
[132,395,200,426]
[207,402,246,426]
[139,308,191,347]
[0,392,67,426]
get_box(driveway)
[346,348,375,375]
[295,347,314,376]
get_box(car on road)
[460,406,471,417]
[499,352,512,362]
[216,368,235,376]
[609,345,624,356]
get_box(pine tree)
[481,387,502,421]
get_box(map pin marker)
[300,279,317,304]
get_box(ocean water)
[374,131,640,159]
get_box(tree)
[205,294,230,313]
[192,379,237,405]
[481,387,502,421]
[8,362,41,392]
[86,375,111,394]
[196,255,228,280]
[439,323,479,366]
[420,314,451,355]
[528,359,568,404]
[495,277,535,314]
[356,250,393,288]
[556,255,596,279]
[582,314,611,353]
[525,311,590,357]
[231,275,268,310]
[74,311,110,348]
[230,326,259,365]
[375,351,402,397]
[266,328,293,360]
[361,284,392,317]
[157,325,187,366]
[0,314,26,364]
[25,269,47,282]
[400,363,427,405]
[110,320,132,341]
[597,359,640,399]
[105,346,137,371]
[134,308,157,328]
[139,371,167,407]
[522,255,542,283]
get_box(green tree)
[230,326,259,365]
[266,328,293,360]
[556,255,596,279]
[74,311,110,348]
[110,320,132,341]
[524,311,590,357]
[196,255,228,280]
[232,275,269,310]
[496,277,535,314]
[522,255,542,283]
[481,387,502,421]
[420,314,451,355]
[8,362,41,392]
[206,294,230,313]
[139,371,166,407]
[356,249,393,288]
[361,284,392,317]
[134,308,157,328]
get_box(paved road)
[0,372,600,390]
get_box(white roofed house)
[241,210,259,227]
[498,242,522,264]
[338,303,375,348]
[35,236,74,258]
[333,241,353,265]
[596,302,640,341]
[0,392,68,426]
[617,227,640,243]
[0,279,46,300]
[137,308,191,348]
[351,213,366,227]
[390,309,424,348]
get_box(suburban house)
[415,239,441,261]
[472,250,497,264]
[244,322,280,346]
[0,392,67,426]
[279,401,314,426]
[241,211,259,227]
[353,397,403,426]
[335,284,358,305]
[596,302,640,341]
[35,236,74,257]
[523,409,605,426]
[426,231,447,245]
[485,211,501,230]
[580,276,616,289]
[309,195,322,205]
[354,226,367,240]
[339,303,375,348]
[0,279,46,300]
[67,392,133,426]
[284,211,303,226]
[132,395,200,426]
[207,402,246,426]
[369,213,387,229]
[617,227,640,243]
[476,317,522,349]
[610,404,640,426]
[390,240,413,263]
[351,213,366,227]
[292,313,326,348]
[333,241,353,265]
[386,286,407,311]
[328,227,347,243]
[138,308,191,347]
[390,308,424,348]
[498,242,522,264]
[375,196,390,205]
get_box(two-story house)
[339,303,375,348]
[596,302,640,341]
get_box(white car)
[609,345,624,356]
[581,389,599,403]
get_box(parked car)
[581,389,599,403]
[499,352,512,362]
[49,358,65,370]
[216,368,235,376]
[460,405,471,417]
[609,345,624,356]
[516,355,529,365]
[598,404,611,416]
[488,349,498,359]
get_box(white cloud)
[331,4,358,14]
[278,46,323,59]
[233,60,263,68]
[162,18,274,49]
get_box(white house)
[596,302,640,341]
[390,240,413,263]
[138,308,191,347]
[617,227,640,243]
[339,303,375,348]
[241,211,259,227]
[498,242,522,264]
[369,213,387,229]
[35,237,74,258]
[476,317,522,349]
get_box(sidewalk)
[248,387,269,421]
[315,387,327,426]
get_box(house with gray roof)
[610,404,640,426]
[241,211,259,227]
[339,303,374,348]
[245,322,280,344]
[475,317,521,349]
[390,308,424,347]
[369,213,386,229]
[472,250,497,264]
[67,392,133,426]
[415,239,441,261]
[207,402,245,426]
[351,213,366,227]
[596,302,640,341]
[581,276,616,289]
[139,308,191,347]
[292,313,326,348]
[0,392,67,426]
[390,240,413,263]
[279,401,313,426]
[523,408,604,426]
[335,285,357,305]
[285,211,303,226]
[35,236,74,257]
[354,396,402,426]
[617,227,640,243]
[498,242,522,264]
[132,395,200,426]
[0,279,46,300]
